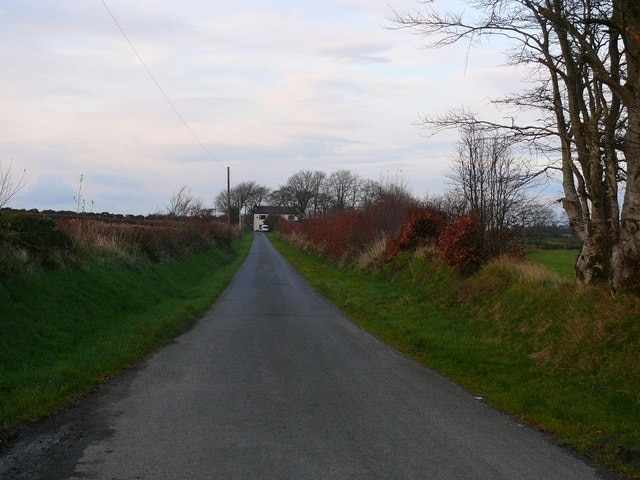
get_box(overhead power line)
[100,0,219,164]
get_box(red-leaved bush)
[385,205,448,260]
[300,209,384,262]
[438,213,486,273]
[278,197,414,263]
[277,219,304,237]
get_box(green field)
[526,249,579,280]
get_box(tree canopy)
[393,0,640,290]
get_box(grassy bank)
[0,234,251,438]
[271,235,640,478]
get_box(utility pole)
[227,166,231,248]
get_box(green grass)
[0,235,251,437]
[526,249,579,279]
[271,235,640,478]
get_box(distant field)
[526,249,579,279]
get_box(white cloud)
[1,0,533,214]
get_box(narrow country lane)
[1,234,616,479]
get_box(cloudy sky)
[1,0,530,215]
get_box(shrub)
[438,213,486,273]
[279,208,395,264]
[278,196,418,266]
[277,220,303,237]
[0,213,71,256]
[385,205,448,260]
[0,213,72,276]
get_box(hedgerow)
[57,216,231,261]
[0,212,233,279]
[0,212,71,255]
[278,201,523,274]
[0,213,72,275]
[279,199,412,264]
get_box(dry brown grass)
[57,217,231,261]
[413,245,443,262]
[58,218,143,256]
[490,255,565,285]
[529,345,554,365]
[354,237,388,270]
[278,230,316,255]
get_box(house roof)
[253,205,297,215]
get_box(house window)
[287,215,296,221]
[259,215,267,220]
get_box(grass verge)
[271,235,640,478]
[0,234,251,439]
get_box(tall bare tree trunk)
[546,0,612,283]
[614,90,640,290]
[611,0,640,290]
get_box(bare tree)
[0,160,26,208]
[356,178,383,208]
[214,181,270,224]
[323,169,363,211]
[355,173,415,209]
[168,185,205,217]
[278,170,326,220]
[392,0,640,289]
[423,192,467,220]
[449,124,534,254]
[246,183,270,209]
[377,170,414,205]
[515,200,558,230]
[267,188,291,210]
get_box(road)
[1,233,616,479]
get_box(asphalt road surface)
[1,233,618,479]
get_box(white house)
[252,206,298,231]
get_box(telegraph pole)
[227,166,231,248]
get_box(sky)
[1,0,537,215]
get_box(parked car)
[259,224,270,232]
